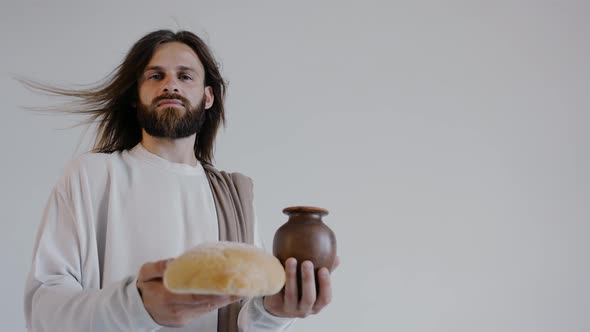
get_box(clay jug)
[273,206,337,295]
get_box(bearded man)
[24,30,336,332]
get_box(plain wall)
[1,1,589,331]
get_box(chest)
[98,167,219,281]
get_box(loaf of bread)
[163,241,286,297]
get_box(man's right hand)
[137,259,242,327]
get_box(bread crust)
[163,242,286,297]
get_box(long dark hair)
[21,30,227,164]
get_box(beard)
[136,93,207,139]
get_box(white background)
[1,1,589,331]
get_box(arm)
[238,252,338,331]
[24,188,161,332]
[239,204,339,329]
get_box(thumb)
[139,258,173,282]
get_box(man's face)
[137,42,214,138]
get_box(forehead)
[145,42,204,72]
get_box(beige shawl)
[202,163,255,332]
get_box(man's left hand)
[263,256,340,318]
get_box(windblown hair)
[21,30,227,164]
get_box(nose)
[161,76,179,93]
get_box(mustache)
[152,93,191,106]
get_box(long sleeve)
[238,297,295,332]
[25,151,297,332]
[24,188,161,332]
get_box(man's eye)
[148,74,162,80]
[180,74,192,80]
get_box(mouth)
[157,99,184,107]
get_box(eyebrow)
[143,65,198,73]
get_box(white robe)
[24,143,294,332]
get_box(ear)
[204,86,214,109]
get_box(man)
[24,30,336,332]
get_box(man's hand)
[263,256,340,318]
[137,259,242,327]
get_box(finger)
[139,259,173,282]
[214,295,243,307]
[312,267,332,314]
[165,292,243,306]
[331,256,340,272]
[166,293,232,305]
[299,260,316,313]
[283,258,298,311]
[179,295,241,311]
[229,296,244,304]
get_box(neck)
[140,130,198,166]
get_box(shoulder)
[202,163,254,194]
[63,150,123,178]
[55,150,125,195]
[202,163,253,184]
[227,171,254,188]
